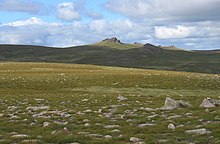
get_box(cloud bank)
[0,0,219,50]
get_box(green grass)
[0,62,219,143]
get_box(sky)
[0,0,220,50]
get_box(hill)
[0,62,219,143]
[93,37,143,49]
[0,38,220,74]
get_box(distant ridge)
[0,38,220,74]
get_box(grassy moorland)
[0,62,219,143]
[0,42,220,74]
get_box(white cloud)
[0,17,152,47]
[57,2,81,21]
[155,25,192,39]
[0,0,46,14]
[86,10,103,20]
[0,17,220,50]
[155,22,220,39]
[105,0,220,22]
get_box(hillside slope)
[0,38,220,74]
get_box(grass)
[0,62,219,143]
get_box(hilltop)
[0,37,220,74]
[93,37,143,49]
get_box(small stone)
[158,139,168,143]
[145,108,154,111]
[21,139,40,143]
[185,128,211,135]
[85,123,90,127]
[11,134,28,138]
[105,135,112,139]
[117,96,127,101]
[138,123,155,127]
[112,129,120,132]
[168,123,175,130]
[51,131,57,135]
[130,137,143,143]
[43,122,51,127]
[88,134,102,138]
[63,127,69,132]
[104,125,120,129]
[27,106,49,111]
[83,119,90,122]
[176,124,184,128]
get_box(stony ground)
[0,62,219,144]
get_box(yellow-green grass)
[0,62,219,144]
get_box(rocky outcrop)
[102,37,122,44]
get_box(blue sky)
[0,0,220,50]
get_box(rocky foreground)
[0,62,220,143]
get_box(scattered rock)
[104,125,120,129]
[11,134,28,138]
[85,123,90,127]
[144,108,154,111]
[43,122,51,127]
[51,131,58,135]
[88,134,102,138]
[105,135,112,139]
[138,123,155,127]
[63,127,70,132]
[167,115,182,119]
[185,128,211,135]
[27,106,49,111]
[167,123,175,130]
[112,129,120,132]
[161,97,190,110]
[200,98,220,108]
[130,137,144,143]
[21,139,40,143]
[0,114,4,118]
[117,96,127,101]
[83,119,90,123]
[158,139,169,143]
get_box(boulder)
[200,98,220,108]
[161,97,190,110]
